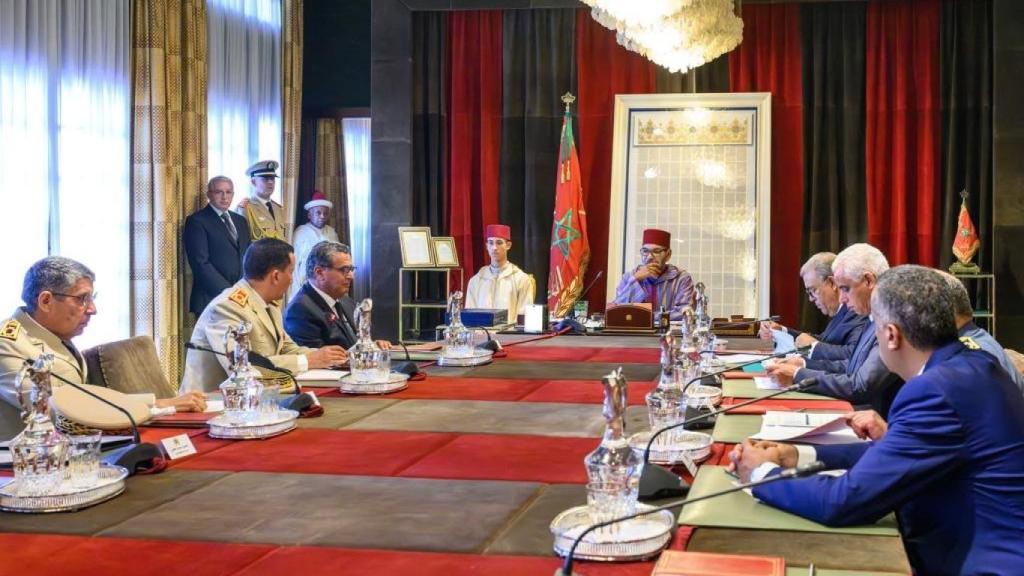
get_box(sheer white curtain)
[342,118,371,300]
[207,0,282,203]
[0,0,130,348]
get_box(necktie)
[335,302,357,344]
[266,201,275,220]
[221,212,238,242]
[265,306,281,345]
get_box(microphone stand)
[638,375,817,501]
[33,361,161,474]
[557,460,828,576]
[711,314,781,330]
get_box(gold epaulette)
[959,336,981,350]
[228,289,249,308]
[0,320,20,341]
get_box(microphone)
[27,359,161,475]
[638,376,818,501]
[557,460,828,576]
[476,327,503,352]
[185,341,299,393]
[579,270,604,300]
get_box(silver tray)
[0,464,128,513]
[208,409,298,439]
[551,503,674,562]
[338,372,409,395]
[685,384,722,408]
[627,430,714,465]
[436,349,493,367]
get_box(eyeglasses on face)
[330,266,357,275]
[640,247,667,256]
[52,292,97,307]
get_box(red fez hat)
[642,228,671,247]
[485,224,511,241]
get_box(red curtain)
[447,11,503,277]
[729,3,804,327]
[865,0,941,267]
[575,9,657,312]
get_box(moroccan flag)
[547,106,590,317]
[952,191,980,264]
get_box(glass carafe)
[220,321,264,423]
[645,332,686,448]
[442,291,474,358]
[348,298,391,383]
[585,369,642,527]
[10,354,68,495]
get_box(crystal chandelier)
[583,0,744,74]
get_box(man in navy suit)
[730,265,1024,575]
[760,252,867,362]
[284,241,390,351]
[767,244,902,416]
[183,176,251,316]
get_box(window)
[0,0,131,348]
[207,0,283,203]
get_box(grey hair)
[833,243,889,280]
[937,270,974,318]
[800,252,836,281]
[306,241,352,279]
[21,256,95,313]
[871,265,957,350]
[207,175,233,193]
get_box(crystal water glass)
[260,384,280,418]
[221,379,263,425]
[12,441,67,496]
[67,432,103,489]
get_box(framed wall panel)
[606,93,772,317]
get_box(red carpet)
[398,433,598,484]
[176,428,458,477]
[139,427,232,466]
[0,533,273,576]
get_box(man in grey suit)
[766,243,904,417]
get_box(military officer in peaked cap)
[235,160,289,242]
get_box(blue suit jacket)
[805,305,868,362]
[796,321,904,416]
[755,341,1024,575]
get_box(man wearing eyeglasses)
[759,252,867,363]
[0,257,206,440]
[284,241,390,350]
[612,228,694,320]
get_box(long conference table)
[0,334,911,576]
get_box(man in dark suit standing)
[183,176,251,316]
[284,241,390,350]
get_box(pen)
[808,563,816,576]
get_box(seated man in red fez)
[465,224,536,321]
[612,228,695,320]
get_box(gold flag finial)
[960,189,969,203]
[561,92,576,113]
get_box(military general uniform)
[236,160,289,241]
[181,279,313,393]
[0,309,88,440]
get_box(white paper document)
[753,411,865,444]
[771,328,796,353]
[203,400,224,413]
[754,376,783,390]
[296,369,348,383]
[721,353,772,364]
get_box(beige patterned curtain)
[281,0,304,237]
[130,0,207,386]
[314,118,349,243]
